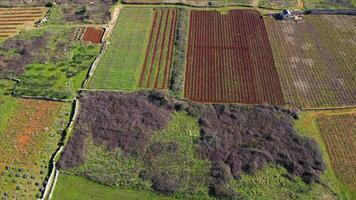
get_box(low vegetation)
[169,8,188,97]
[53,174,172,200]
[231,165,338,199]
[58,91,327,199]
[0,28,101,99]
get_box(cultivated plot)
[122,0,208,6]
[82,27,105,44]
[89,8,153,90]
[139,9,177,90]
[0,7,46,40]
[265,15,356,108]
[0,99,68,199]
[184,10,284,104]
[318,113,356,190]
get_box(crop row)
[184,10,284,104]
[139,9,177,89]
[318,113,356,189]
[265,15,356,108]
[0,7,46,39]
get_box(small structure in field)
[279,10,304,20]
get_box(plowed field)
[318,113,356,190]
[265,15,356,108]
[82,27,105,44]
[184,10,284,104]
[0,7,46,39]
[139,9,177,89]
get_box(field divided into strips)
[265,15,356,108]
[318,113,356,191]
[0,7,46,39]
[139,9,177,90]
[123,0,208,6]
[89,8,153,90]
[184,10,284,104]
[0,99,68,199]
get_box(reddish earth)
[7,99,63,161]
[139,9,177,89]
[82,27,105,44]
[184,10,284,105]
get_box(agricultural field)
[88,8,153,90]
[139,9,177,90]
[0,98,69,199]
[0,1,356,200]
[265,15,356,108]
[122,0,208,6]
[0,0,116,24]
[0,7,47,40]
[318,113,356,193]
[184,10,284,104]
[82,27,105,44]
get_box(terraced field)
[184,10,284,104]
[0,7,46,40]
[265,15,356,108]
[318,113,356,191]
[89,8,153,90]
[139,9,178,90]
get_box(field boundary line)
[302,105,356,111]
[41,98,80,200]
[16,95,72,102]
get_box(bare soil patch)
[82,27,105,44]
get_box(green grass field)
[0,80,18,132]
[231,165,340,200]
[53,174,172,200]
[88,7,154,90]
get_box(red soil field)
[9,100,62,154]
[184,10,284,104]
[82,27,105,44]
[139,9,177,89]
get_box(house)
[279,10,304,20]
